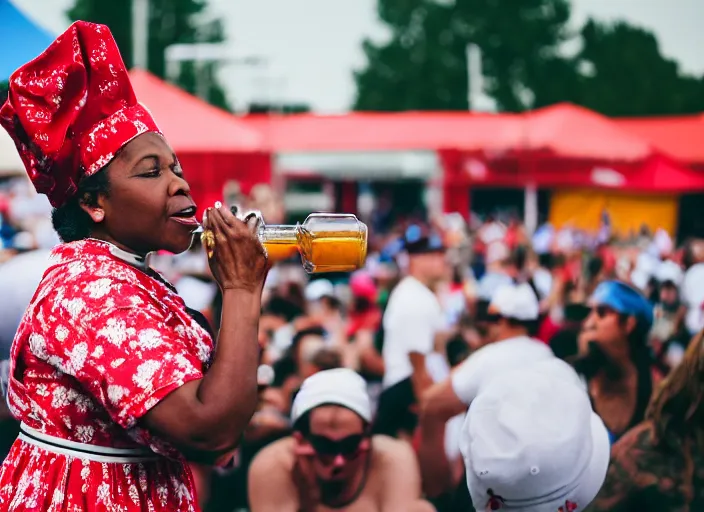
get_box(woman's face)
[659,283,679,306]
[579,304,635,359]
[90,133,197,255]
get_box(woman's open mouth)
[170,206,199,226]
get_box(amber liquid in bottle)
[258,214,368,274]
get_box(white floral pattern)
[0,240,213,511]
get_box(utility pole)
[132,0,149,69]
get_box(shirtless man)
[248,368,435,512]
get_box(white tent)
[0,130,23,177]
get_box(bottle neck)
[258,224,299,243]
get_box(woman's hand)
[203,205,270,293]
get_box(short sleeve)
[33,279,207,430]
[450,349,492,405]
[451,339,555,405]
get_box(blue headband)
[591,280,654,330]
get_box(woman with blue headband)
[574,280,662,445]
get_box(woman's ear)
[625,315,637,336]
[79,193,105,223]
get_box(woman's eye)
[142,168,161,178]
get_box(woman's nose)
[169,172,191,197]
[583,311,597,330]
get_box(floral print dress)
[0,239,214,511]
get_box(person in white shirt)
[373,226,448,438]
[461,359,609,512]
[417,282,555,498]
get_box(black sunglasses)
[305,433,366,464]
[484,313,502,323]
[592,304,618,319]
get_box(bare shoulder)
[369,435,423,501]
[248,437,299,510]
[370,435,419,470]
[249,436,296,477]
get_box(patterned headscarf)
[0,21,160,207]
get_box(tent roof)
[128,69,264,153]
[243,112,522,152]
[245,104,653,161]
[0,0,55,81]
[615,114,704,165]
[516,103,653,161]
[628,154,704,192]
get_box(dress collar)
[88,239,149,270]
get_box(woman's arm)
[418,380,467,497]
[142,206,268,455]
[143,289,262,454]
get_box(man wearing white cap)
[460,359,610,511]
[418,283,555,498]
[248,369,435,511]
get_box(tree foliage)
[353,0,704,115]
[67,0,231,110]
[570,20,704,116]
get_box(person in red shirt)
[0,22,267,511]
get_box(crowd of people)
[1,19,703,512]
[3,169,704,510]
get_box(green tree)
[67,0,231,110]
[353,0,574,112]
[570,19,704,116]
[353,0,704,116]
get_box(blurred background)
[1,1,704,510]
[2,0,704,245]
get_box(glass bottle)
[257,213,368,274]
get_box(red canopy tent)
[615,114,704,170]
[441,103,704,218]
[129,69,271,211]
[442,103,704,188]
[242,111,521,152]
[243,112,521,217]
[501,103,651,160]
[242,106,704,226]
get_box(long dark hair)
[647,330,704,449]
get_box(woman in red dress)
[0,21,268,511]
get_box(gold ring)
[200,229,215,258]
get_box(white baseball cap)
[656,260,683,287]
[489,283,540,321]
[291,368,372,424]
[460,363,609,512]
[305,279,335,302]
